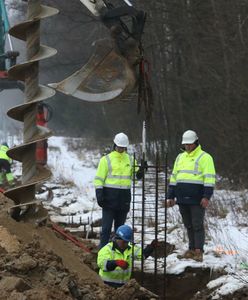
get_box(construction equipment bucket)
[49,39,136,102]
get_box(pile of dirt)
[193,286,248,300]
[0,193,158,300]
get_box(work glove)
[106,260,118,271]
[95,189,104,207]
[141,159,148,171]
[136,160,148,179]
[115,259,129,270]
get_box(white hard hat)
[181,130,198,144]
[113,132,129,147]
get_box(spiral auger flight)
[4,0,58,222]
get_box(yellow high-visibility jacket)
[0,145,11,162]
[97,241,142,287]
[0,145,14,184]
[94,151,138,189]
[168,145,215,204]
[94,151,139,210]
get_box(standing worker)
[97,224,156,288]
[166,130,215,262]
[94,132,145,249]
[0,143,14,187]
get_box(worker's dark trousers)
[0,159,11,173]
[100,208,128,249]
[178,204,205,251]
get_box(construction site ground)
[0,191,248,300]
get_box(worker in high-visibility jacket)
[97,224,156,288]
[94,132,146,249]
[0,143,14,186]
[166,130,215,262]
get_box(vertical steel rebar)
[163,151,168,299]
[132,155,168,298]
[141,151,146,285]
[132,152,136,272]
[154,153,159,291]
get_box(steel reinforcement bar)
[4,0,58,222]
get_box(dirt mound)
[193,287,248,300]
[0,193,158,299]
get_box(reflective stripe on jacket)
[0,145,11,163]
[169,145,215,204]
[97,241,142,285]
[94,151,138,190]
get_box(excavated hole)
[134,267,215,300]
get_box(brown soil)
[0,193,158,300]
[1,192,247,300]
[134,267,211,300]
[193,284,248,300]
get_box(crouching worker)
[97,224,157,288]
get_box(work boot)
[192,250,203,262]
[177,249,195,259]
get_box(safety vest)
[97,241,142,285]
[0,145,11,163]
[94,151,138,190]
[170,145,215,187]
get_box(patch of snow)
[208,274,247,297]
[10,135,248,297]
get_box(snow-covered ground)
[4,1,248,298]
[10,135,248,299]
[28,137,248,299]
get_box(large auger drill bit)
[3,0,58,222]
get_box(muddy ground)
[0,193,158,299]
[0,192,247,300]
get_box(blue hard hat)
[116,225,133,242]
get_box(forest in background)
[11,0,248,185]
